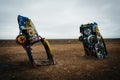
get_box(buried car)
[79,22,108,59]
[16,15,54,68]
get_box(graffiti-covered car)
[16,15,54,68]
[79,22,108,59]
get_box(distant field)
[0,38,120,47]
[0,39,120,80]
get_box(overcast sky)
[0,0,120,39]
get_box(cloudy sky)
[0,0,120,39]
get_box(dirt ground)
[0,39,120,80]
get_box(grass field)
[0,39,120,80]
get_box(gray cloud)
[0,0,120,39]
